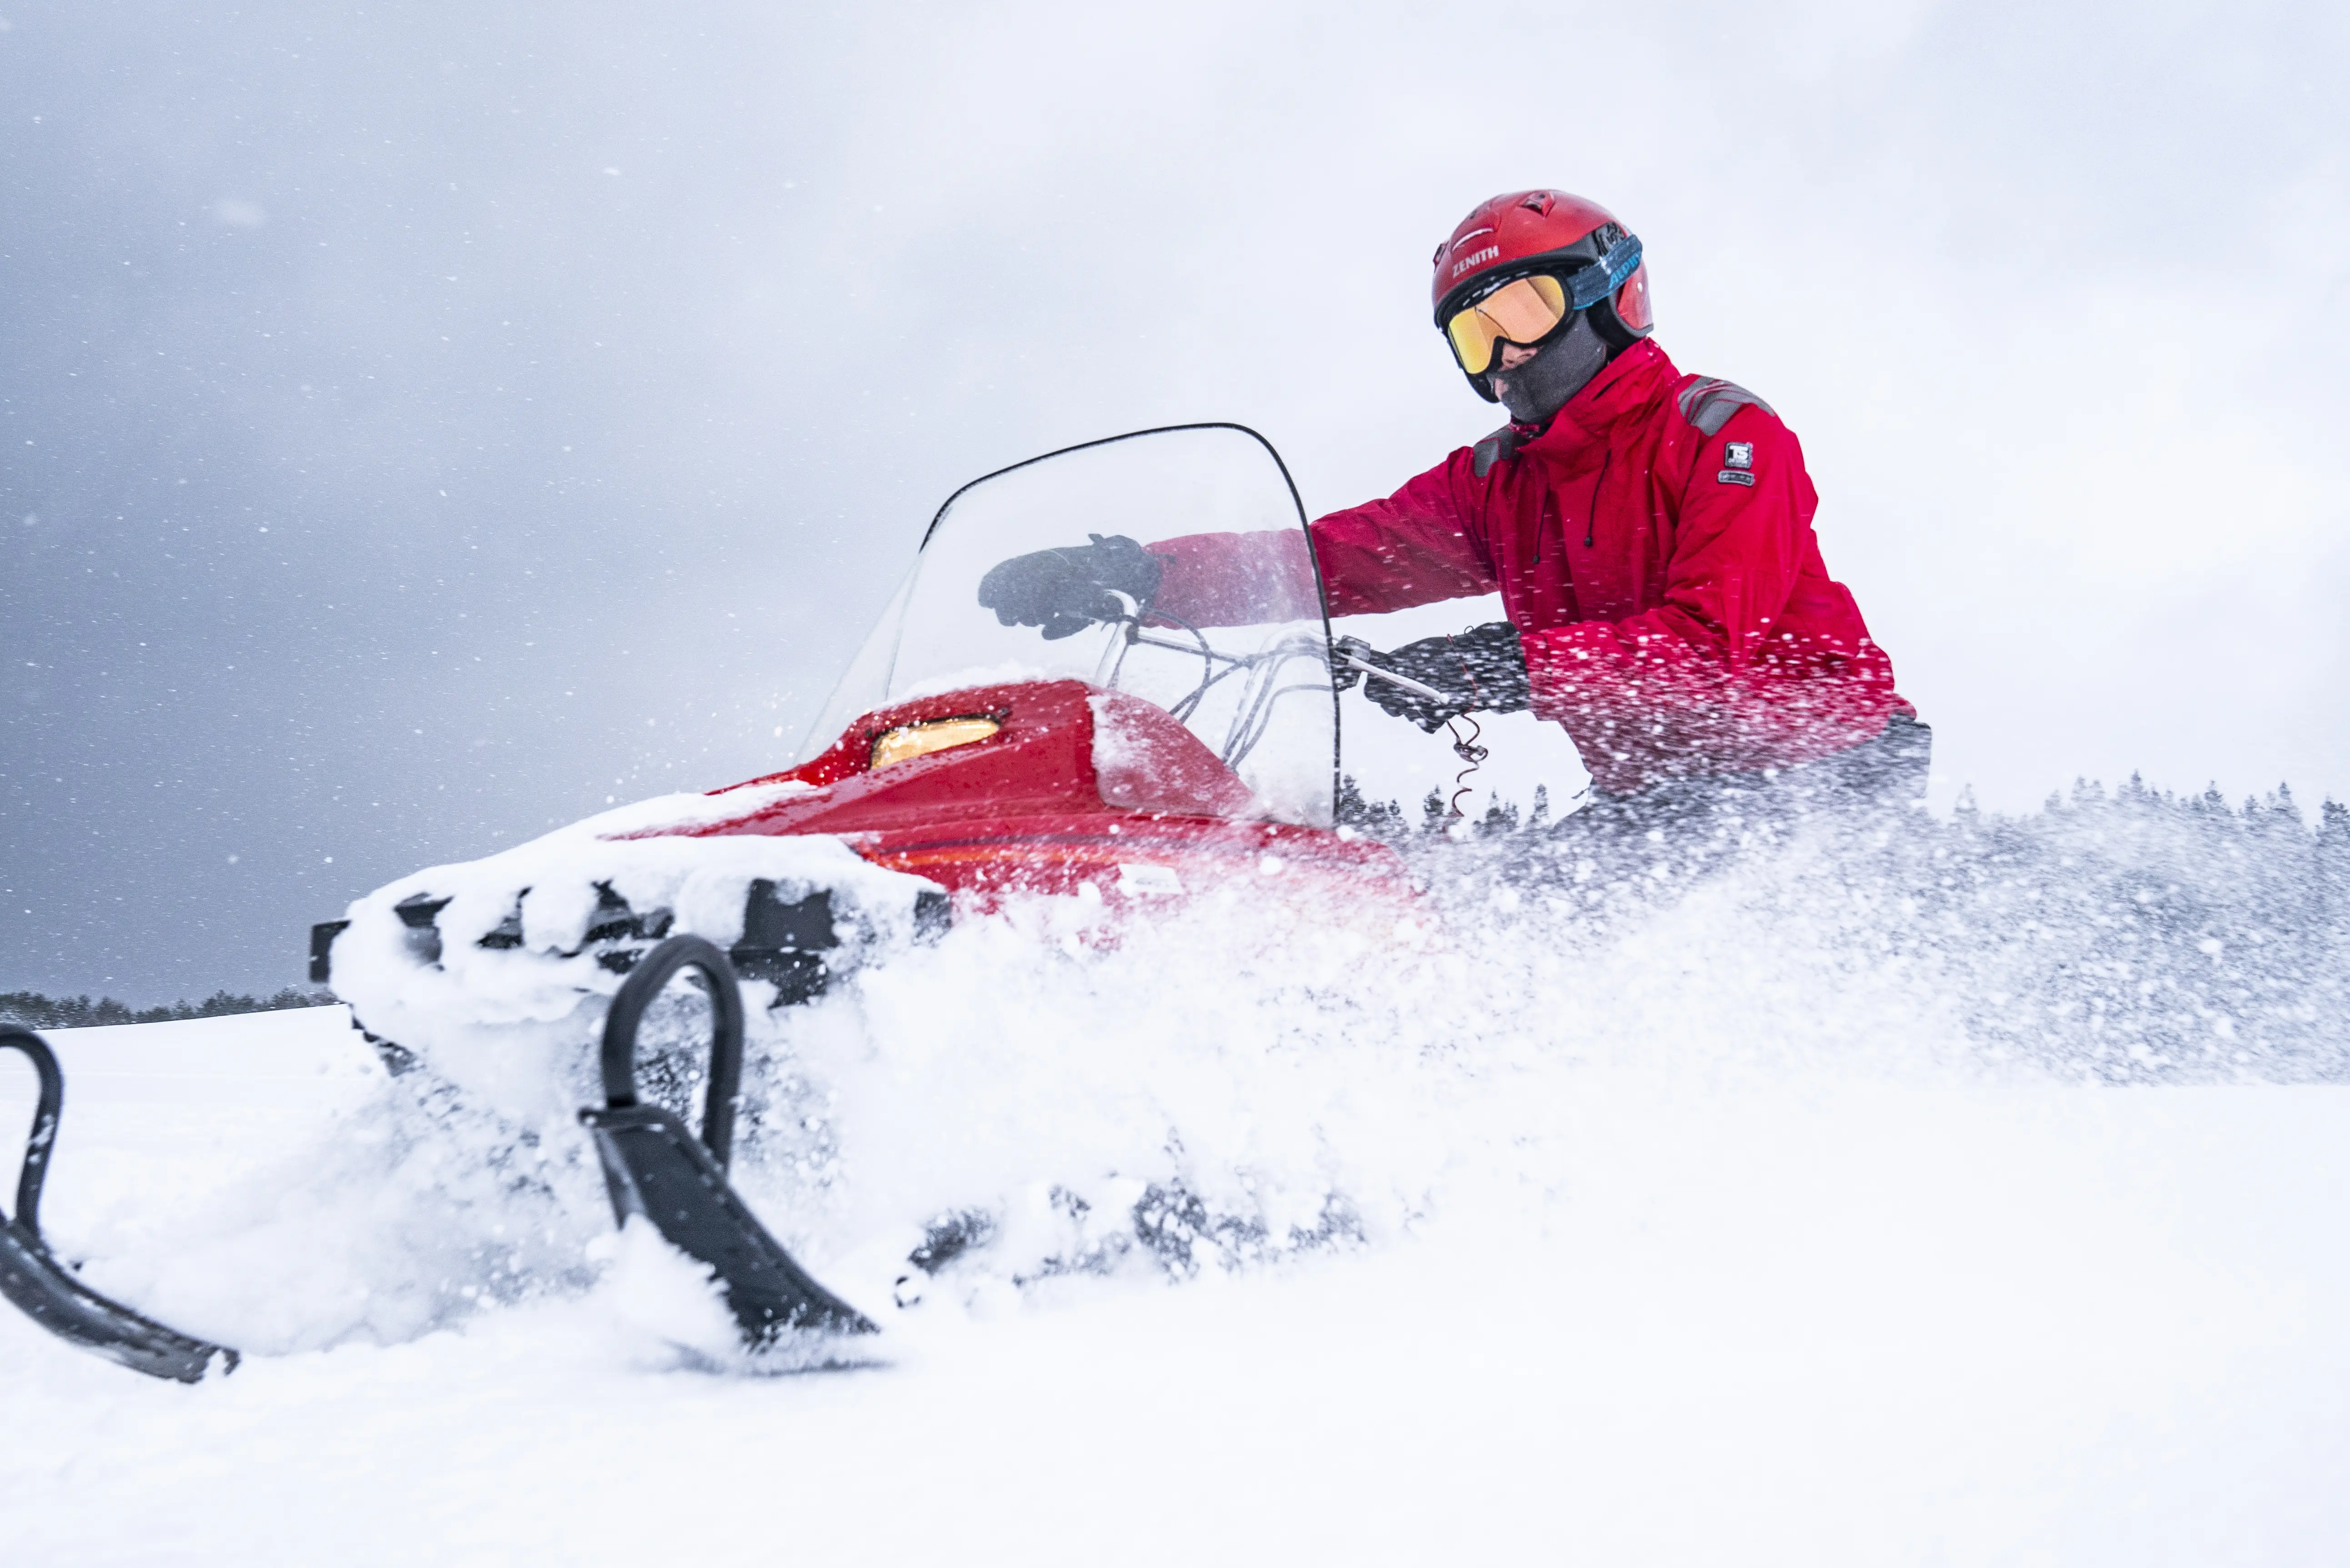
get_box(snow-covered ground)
[6,827,2350,1565]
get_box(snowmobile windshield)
[805,424,1338,826]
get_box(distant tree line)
[1336,774,1555,840]
[1336,768,2350,851]
[0,988,335,1031]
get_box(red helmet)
[1431,190,1653,373]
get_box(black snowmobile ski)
[577,936,876,1344]
[0,1027,240,1382]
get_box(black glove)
[976,533,1166,641]
[1339,622,1530,733]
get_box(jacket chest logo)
[1717,440,1756,485]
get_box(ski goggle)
[1441,233,1646,375]
[1444,275,1569,375]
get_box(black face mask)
[1485,309,1612,426]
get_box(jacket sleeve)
[1146,448,1498,627]
[1521,411,1885,787]
[1304,449,1499,618]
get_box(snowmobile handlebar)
[1335,648,1451,704]
[597,935,748,1175]
[1,1027,64,1238]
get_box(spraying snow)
[4,786,2347,1561]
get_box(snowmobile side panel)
[0,1027,239,1382]
[581,936,874,1342]
[845,813,1414,911]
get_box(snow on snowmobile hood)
[329,797,941,1125]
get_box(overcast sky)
[4,0,2346,1001]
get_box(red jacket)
[1157,339,1909,794]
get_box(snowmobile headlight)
[870,715,1000,771]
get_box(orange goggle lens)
[1444,274,1569,375]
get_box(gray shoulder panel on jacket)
[1471,425,1527,479]
[1676,377,1776,437]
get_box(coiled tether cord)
[1444,714,1490,821]
[1443,639,1492,820]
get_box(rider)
[979,190,1923,817]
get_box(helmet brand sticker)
[1724,442,1753,470]
[1450,245,1500,280]
[1717,469,1757,487]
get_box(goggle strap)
[1566,233,1643,312]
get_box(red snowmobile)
[6,423,1437,1376]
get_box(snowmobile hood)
[681,680,1255,839]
